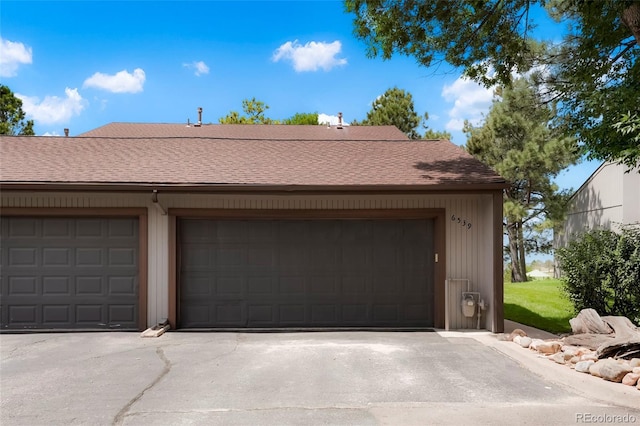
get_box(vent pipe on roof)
[337,112,343,129]
[195,107,203,127]
[64,128,69,137]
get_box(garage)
[178,217,435,328]
[1,216,141,330]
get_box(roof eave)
[0,182,509,194]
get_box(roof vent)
[337,112,343,129]
[64,128,69,137]
[195,107,202,127]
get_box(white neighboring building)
[555,162,640,258]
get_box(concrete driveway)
[1,331,638,425]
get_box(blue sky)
[1,0,600,191]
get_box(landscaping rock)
[630,358,640,368]
[589,361,604,377]
[570,308,613,334]
[551,352,566,364]
[518,336,532,348]
[529,339,545,351]
[508,329,527,341]
[580,352,598,362]
[569,356,580,364]
[633,367,640,374]
[575,360,595,373]
[536,341,562,355]
[561,345,581,357]
[622,372,640,386]
[513,335,522,345]
[597,359,632,382]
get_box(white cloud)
[441,76,495,131]
[41,131,60,136]
[272,40,347,72]
[18,88,86,124]
[83,68,146,93]
[183,60,210,76]
[0,37,33,77]
[318,113,350,126]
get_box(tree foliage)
[219,98,278,124]
[355,87,423,138]
[423,126,452,141]
[557,227,640,325]
[0,84,35,136]
[465,78,577,282]
[282,112,319,125]
[346,0,640,167]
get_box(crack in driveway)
[112,347,171,426]
[2,337,56,361]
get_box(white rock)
[536,341,562,355]
[622,373,640,386]
[519,336,532,348]
[529,339,545,351]
[513,335,522,345]
[575,360,595,373]
[551,352,566,364]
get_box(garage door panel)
[372,304,399,322]
[180,273,211,296]
[43,219,71,238]
[76,276,103,295]
[342,304,368,322]
[76,219,104,238]
[216,276,243,295]
[405,304,430,321]
[182,304,211,325]
[109,305,136,323]
[43,277,71,295]
[9,305,37,324]
[9,248,37,266]
[278,276,306,295]
[43,248,71,266]
[1,217,139,330]
[216,303,244,324]
[8,276,38,295]
[7,218,37,238]
[247,276,275,295]
[279,304,306,324]
[108,276,137,295]
[309,276,338,295]
[311,305,337,323]
[43,305,70,323]
[341,276,368,295]
[108,248,136,266]
[108,219,137,238]
[179,218,434,328]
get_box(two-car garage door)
[1,217,140,330]
[179,218,435,328]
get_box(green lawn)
[504,279,574,335]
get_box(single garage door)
[179,219,434,328]
[0,217,140,330]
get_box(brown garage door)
[179,219,434,328]
[0,217,139,330]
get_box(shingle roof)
[1,123,506,189]
[79,122,409,140]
